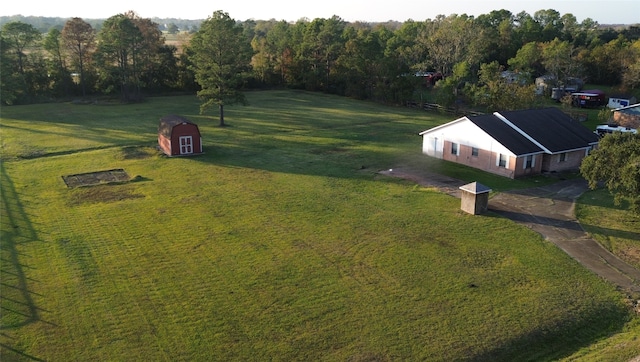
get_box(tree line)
[0,15,202,34]
[2,9,639,112]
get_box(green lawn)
[577,189,640,270]
[1,90,636,361]
[562,189,640,361]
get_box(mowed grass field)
[1,90,638,361]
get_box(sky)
[2,0,639,25]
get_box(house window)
[471,147,479,157]
[451,142,459,156]
[497,154,507,168]
[524,155,535,169]
[559,153,567,162]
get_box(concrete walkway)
[489,178,640,294]
[381,169,640,294]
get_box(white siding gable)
[420,117,515,159]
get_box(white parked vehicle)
[594,124,638,137]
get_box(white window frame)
[451,142,459,156]
[523,154,535,169]
[558,152,567,162]
[179,136,193,154]
[497,153,508,168]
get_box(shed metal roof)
[158,115,199,138]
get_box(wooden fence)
[406,101,484,117]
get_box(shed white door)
[179,136,193,154]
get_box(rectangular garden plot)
[62,169,131,188]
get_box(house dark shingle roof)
[498,108,599,153]
[420,107,598,157]
[468,114,542,155]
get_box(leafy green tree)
[1,21,41,75]
[574,18,600,47]
[337,26,389,99]
[94,14,143,100]
[167,23,179,35]
[298,16,346,92]
[508,42,543,77]
[513,11,542,45]
[189,10,252,126]
[534,9,563,41]
[250,20,292,85]
[597,108,613,124]
[541,38,581,87]
[476,10,518,67]
[426,15,482,76]
[0,36,21,105]
[175,48,198,92]
[1,21,42,103]
[434,61,471,109]
[62,17,95,96]
[467,61,537,111]
[387,20,426,74]
[580,133,640,214]
[622,39,640,90]
[582,35,632,86]
[93,12,167,99]
[43,28,73,97]
[268,21,297,85]
[126,12,173,94]
[144,44,180,92]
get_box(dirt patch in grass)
[119,146,159,160]
[62,169,130,188]
[620,244,640,270]
[310,147,349,155]
[67,184,144,206]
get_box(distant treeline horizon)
[1,14,636,34]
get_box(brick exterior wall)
[442,140,588,178]
[443,141,517,178]
[513,154,544,178]
[541,150,586,173]
[613,112,640,129]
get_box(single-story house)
[158,115,203,157]
[419,108,599,179]
[612,103,640,129]
[608,95,637,109]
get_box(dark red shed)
[158,115,203,156]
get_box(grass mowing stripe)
[1,90,636,361]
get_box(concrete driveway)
[489,178,640,294]
[381,169,640,294]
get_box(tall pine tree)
[189,11,252,126]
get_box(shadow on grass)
[486,208,584,231]
[488,206,640,241]
[0,163,47,361]
[468,302,630,362]
[581,224,640,242]
[0,342,46,361]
